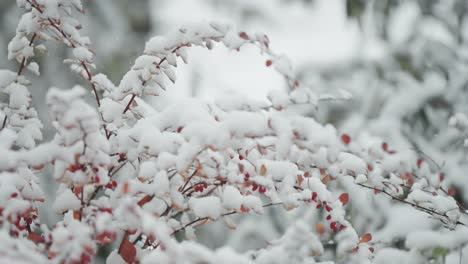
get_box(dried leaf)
[315,222,325,235]
[359,233,372,243]
[259,164,267,176]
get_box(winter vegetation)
[0,0,467,263]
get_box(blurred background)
[2,0,468,263]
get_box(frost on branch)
[0,70,43,149]
[0,0,467,263]
[47,86,110,186]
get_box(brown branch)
[122,94,136,114]
[27,0,111,138]
[17,33,37,77]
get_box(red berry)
[177,126,183,133]
[252,185,258,191]
[316,204,322,209]
[259,187,266,193]
[382,142,388,152]
[10,193,18,198]
[311,192,317,201]
[339,193,349,206]
[265,60,273,67]
[69,164,78,172]
[341,134,351,145]
[369,247,375,253]
[439,173,445,182]
[239,32,249,40]
[239,155,244,160]
[448,188,457,197]
[326,215,331,220]
[80,254,91,263]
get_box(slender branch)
[27,0,110,138]
[167,202,283,242]
[357,183,466,226]
[122,94,136,114]
[0,116,7,131]
[17,33,37,77]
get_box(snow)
[189,196,223,219]
[222,186,243,210]
[387,2,420,46]
[4,83,30,109]
[406,227,468,250]
[1,1,467,263]
[53,188,81,212]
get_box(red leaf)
[448,188,457,197]
[239,32,249,40]
[339,193,349,206]
[123,182,129,194]
[439,173,445,182]
[27,233,44,244]
[417,158,423,169]
[382,142,388,152]
[359,233,372,243]
[119,238,136,264]
[341,134,351,145]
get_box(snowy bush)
[0,1,467,263]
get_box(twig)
[357,183,466,226]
